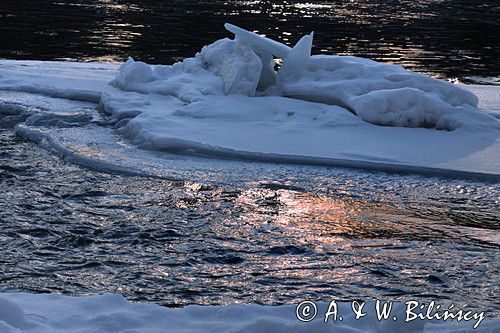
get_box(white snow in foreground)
[0,293,497,333]
[0,24,499,177]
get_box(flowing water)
[0,121,498,313]
[0,0,499,317]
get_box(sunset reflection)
[235,187,397,250]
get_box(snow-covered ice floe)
[0,293,498,333]
[0,24,499,179]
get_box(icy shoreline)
[0,25,499,179]
[0,59,497,180]
[0,293,497,333]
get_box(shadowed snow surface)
[0,293,497,333]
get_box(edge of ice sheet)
[114,140,500,181]
[0,293,497,333]
[0,60,118,102]
[108,91,499,180]
[14,123,154,178]
[13,118,500,181]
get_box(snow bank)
[94,24,499,177]
[98,24,498,135]
[0,293,497,333]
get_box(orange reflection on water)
[235,187,393,249]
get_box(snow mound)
[111,57,155,91]
[103,24,493,131]
[221,24,483,131]
[279,54,482,130]
[0,293,497,333]
[110,38,263,100]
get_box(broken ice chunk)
[224,23,291,58]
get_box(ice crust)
[0,24,499,178]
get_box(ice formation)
[0,25,499,177]
[104,24,491,130]
[225,24,485,130]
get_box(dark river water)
[0,0,499,83]
[0,0,499,318]
[1,124,499,314]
